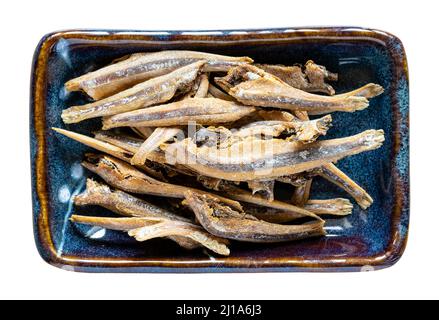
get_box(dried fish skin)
[319,163,373,209]
[256,60,337,95]
[131,127,182,166]
[184,191,325,243]
[128,218,230,256]
[74,179,191,222]
[62,61,205,124]
[65,51,253,100]
[81,154,243,211]
[102,97,256,129]
[216,65,383,115]
[304,199,353,216]
[164,130,385,181]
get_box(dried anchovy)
[71,214,230,255]
[256,60,338,95]
[163,129,385,181]
[52,127,165,180]
[81,153,243,211]
[62,61,205,123]
[318,163,373,209]
[65,50,253,100]
[102,97,256,129]
[215,65,383,115]
[184,191,326,243]
[245,198,352,223]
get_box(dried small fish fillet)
[164,129,385,181]
[62,61,205,124]
[247,180,275,201]
[337,83,385,99]
[52,128,165,180]
[208,83,236,101]
[71,215,230,255]
[184,191,325,242]
[304,199,353,216]
[75,179,190,222]
[70,215,159,231]
[222,185,322,221]
[65,51,253,100]
[93,130,194,177]
[82,153,243,211]
[215,65,383,115]
[102,97,256,129]
[319,163,373,209]
[245,198,352,223]
[131,127,182,166]
[256,60,337,95]
[128,218,230,256]
[93,130,143,153]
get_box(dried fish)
[184,191,325,242]
[128,218,230,255]
[71,215,159,231]
[245,198,352,223]
[52,128,165,180]
[256,60,338,95]
[131,127,182,166]
[62,61,205,124]
[304,199,353,216]
[102,97,256,129]
[164,129,385,181]
[75,179,190,222]
[319,163,373,209]
[71,215,230,255]
[221,185,322,221]
[215,65,383,115]
[65,51,253,100]
[81,153,243,211]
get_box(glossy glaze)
[30,27,409,272]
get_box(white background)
[0,0,435,300]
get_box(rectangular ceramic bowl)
[31,27,409,272]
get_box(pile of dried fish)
[54,50,385,256]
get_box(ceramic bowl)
[31,27,409,272]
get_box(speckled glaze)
[30,27,409,273]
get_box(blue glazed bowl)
[30,27,409,272]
